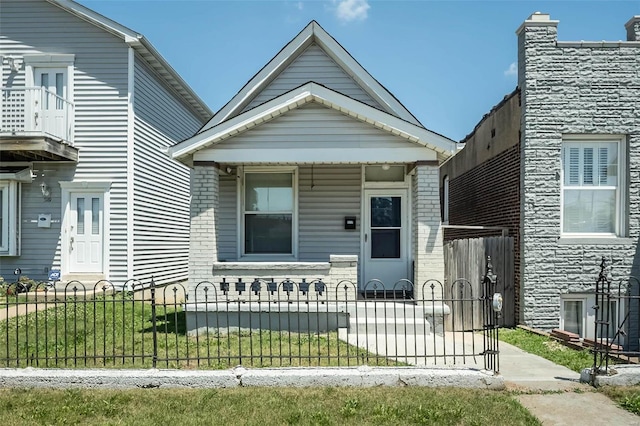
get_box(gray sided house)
[169,22,456,301]
[441,13,640,342]
[0,0,211,286]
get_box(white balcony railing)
[1,87,74,145]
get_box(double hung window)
[242,169,296,256]
[561,140,623,236]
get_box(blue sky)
[78,0,639,141]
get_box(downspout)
[126,45,135,279]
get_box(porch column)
[412,164,445,301]
[189,165,219,297]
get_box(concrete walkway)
[499,341,640,425]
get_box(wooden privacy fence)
[444,236,515,327]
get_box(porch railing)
[1,87,74,144]
[0,263,501,373]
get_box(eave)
[202,21,422,130]
[169,82,456,162]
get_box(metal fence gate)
[591,257,640,384]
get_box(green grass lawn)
[0,294,398,369]
[499,327,594,373]
[599,386,640,415]
[0,387,540,426]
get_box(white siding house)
[168,22,456,299]
[0,0,211,286]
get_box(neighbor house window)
[242,169,296,255]
[0,181,19,256]
[561,298,585,337]
[561,139,623,235]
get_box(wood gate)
[444,236,515,327]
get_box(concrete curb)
[0,367,504,390]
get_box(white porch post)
[412,164,445,301]
[189,165,219,298]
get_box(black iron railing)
[591,257,640,384]
[0,264,501,373]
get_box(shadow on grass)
[140,310,187,335]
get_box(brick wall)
[447,145,521,317]
[189,165,220,293]
[440,90,522,321]
[412,164,445,300]
[518,14,640,330]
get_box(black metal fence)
[591,257,640,384]
[1,261,501,372]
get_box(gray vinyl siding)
[298,165,361,261]
[215,165,361,262]
[0,164,74,281]
[0,0,130,282]
[217,103,418,150]
[217,174,238,262]
[242,44,383,113]
[132,58,206,285]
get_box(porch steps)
[344,302,431,335]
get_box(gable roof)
[199,21,422,132]
[168,82,456,161]
[47,0,212,122]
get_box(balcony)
[1,87,78,162]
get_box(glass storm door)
[69,193,103,273]
[34,68,67,137]
[362,190,409,292]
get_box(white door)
[362,189,409,292]
[34,68,67,138]
[69,193,103,273]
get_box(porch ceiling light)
[381,164,391,171]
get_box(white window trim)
[0,181,20,256]
[560,135,626,238]
[237,166,298,260]
[24,54,75,141]
[361,164,410,189]
[559,293,623,344]
[560,296,587,338]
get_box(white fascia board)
[310,22,421,126]
[48,0,211,122]
[169,87,315,160]
[204,24,316,129]
[169,82,456,160]
[203,21,422,130]
[194,147,437,164]
[48,0,140,41]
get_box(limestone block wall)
[518,14,640,329]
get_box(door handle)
[70,236,74,252]
[365,233,367,242]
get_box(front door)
[34,68,67,138]
[69,193,103,273]
[362,189,409,292]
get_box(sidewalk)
[499,341,640,425]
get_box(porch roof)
[0,136,79,162]
[168,82,457,164]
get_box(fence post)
[591,257,609,386]
[150,277,158,369]
[482,256,500,374]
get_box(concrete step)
[343,302,431,335]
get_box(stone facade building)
[442,13,640,341]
